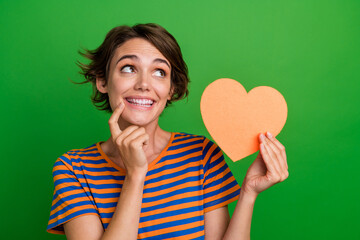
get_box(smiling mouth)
[125,98,154,107]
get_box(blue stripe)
[96,201,118,208]
[83,182,122,190]
[191,235,205,240]
[92,192,121,199]
[100,212,116,219]
[78,159,108,164]
[143,175,201,194]
[68,152,102,157]
[142,185,202,203]
[139,215,203,233]
[140,205,202,223]
[168,139,203,151]
[203,142,221,172]
[78,173,125,181]
[147,154,202,177]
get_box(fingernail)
[260,134,265,140]
[266,132,273,138]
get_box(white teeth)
[127,98,154,106]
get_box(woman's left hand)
[241,131,289,198]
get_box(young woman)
[47,23,288,240]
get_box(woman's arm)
[64,172,146,240]
[222,192,257,240]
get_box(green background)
[1,0,359,239]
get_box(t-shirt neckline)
[96,132,176,173]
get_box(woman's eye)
[154,69,166,77]
[121,65,135,73]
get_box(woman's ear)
[96,77,108,93]
[167,86,175,100]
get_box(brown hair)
[74,23,189,113]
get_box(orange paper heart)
[200,78,288,161]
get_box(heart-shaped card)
[200,78,288,161]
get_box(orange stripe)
[90,188,121,195]
[53,162,71,173]
[53,182,94,197]
[50,196,96,216]
[78,178,123,186]
[143,179,200,199]
[140,200,202,218]
[144,168,200,189]
[172,136,204,146]
[204,194,239,213]
[141,190,202,209]
[48,204,97,225]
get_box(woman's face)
[97,38,173,127]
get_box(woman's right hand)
[108,99,149,177]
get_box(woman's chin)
[121,114,156,128]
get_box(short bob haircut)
[75,23,189,113]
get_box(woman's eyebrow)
[116,55,138,65]
[116,55,170,69]
[153,58,170,69]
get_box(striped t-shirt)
[47,132,241,239]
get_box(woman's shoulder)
[54,142,101,167]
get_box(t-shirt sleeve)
[202,138,241,213]
[47,153,99,234]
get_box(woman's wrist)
[239,188,258,204]
[126,168,148,182]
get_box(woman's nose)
[134,73,150,91]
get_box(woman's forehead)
[114,38,166,60]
